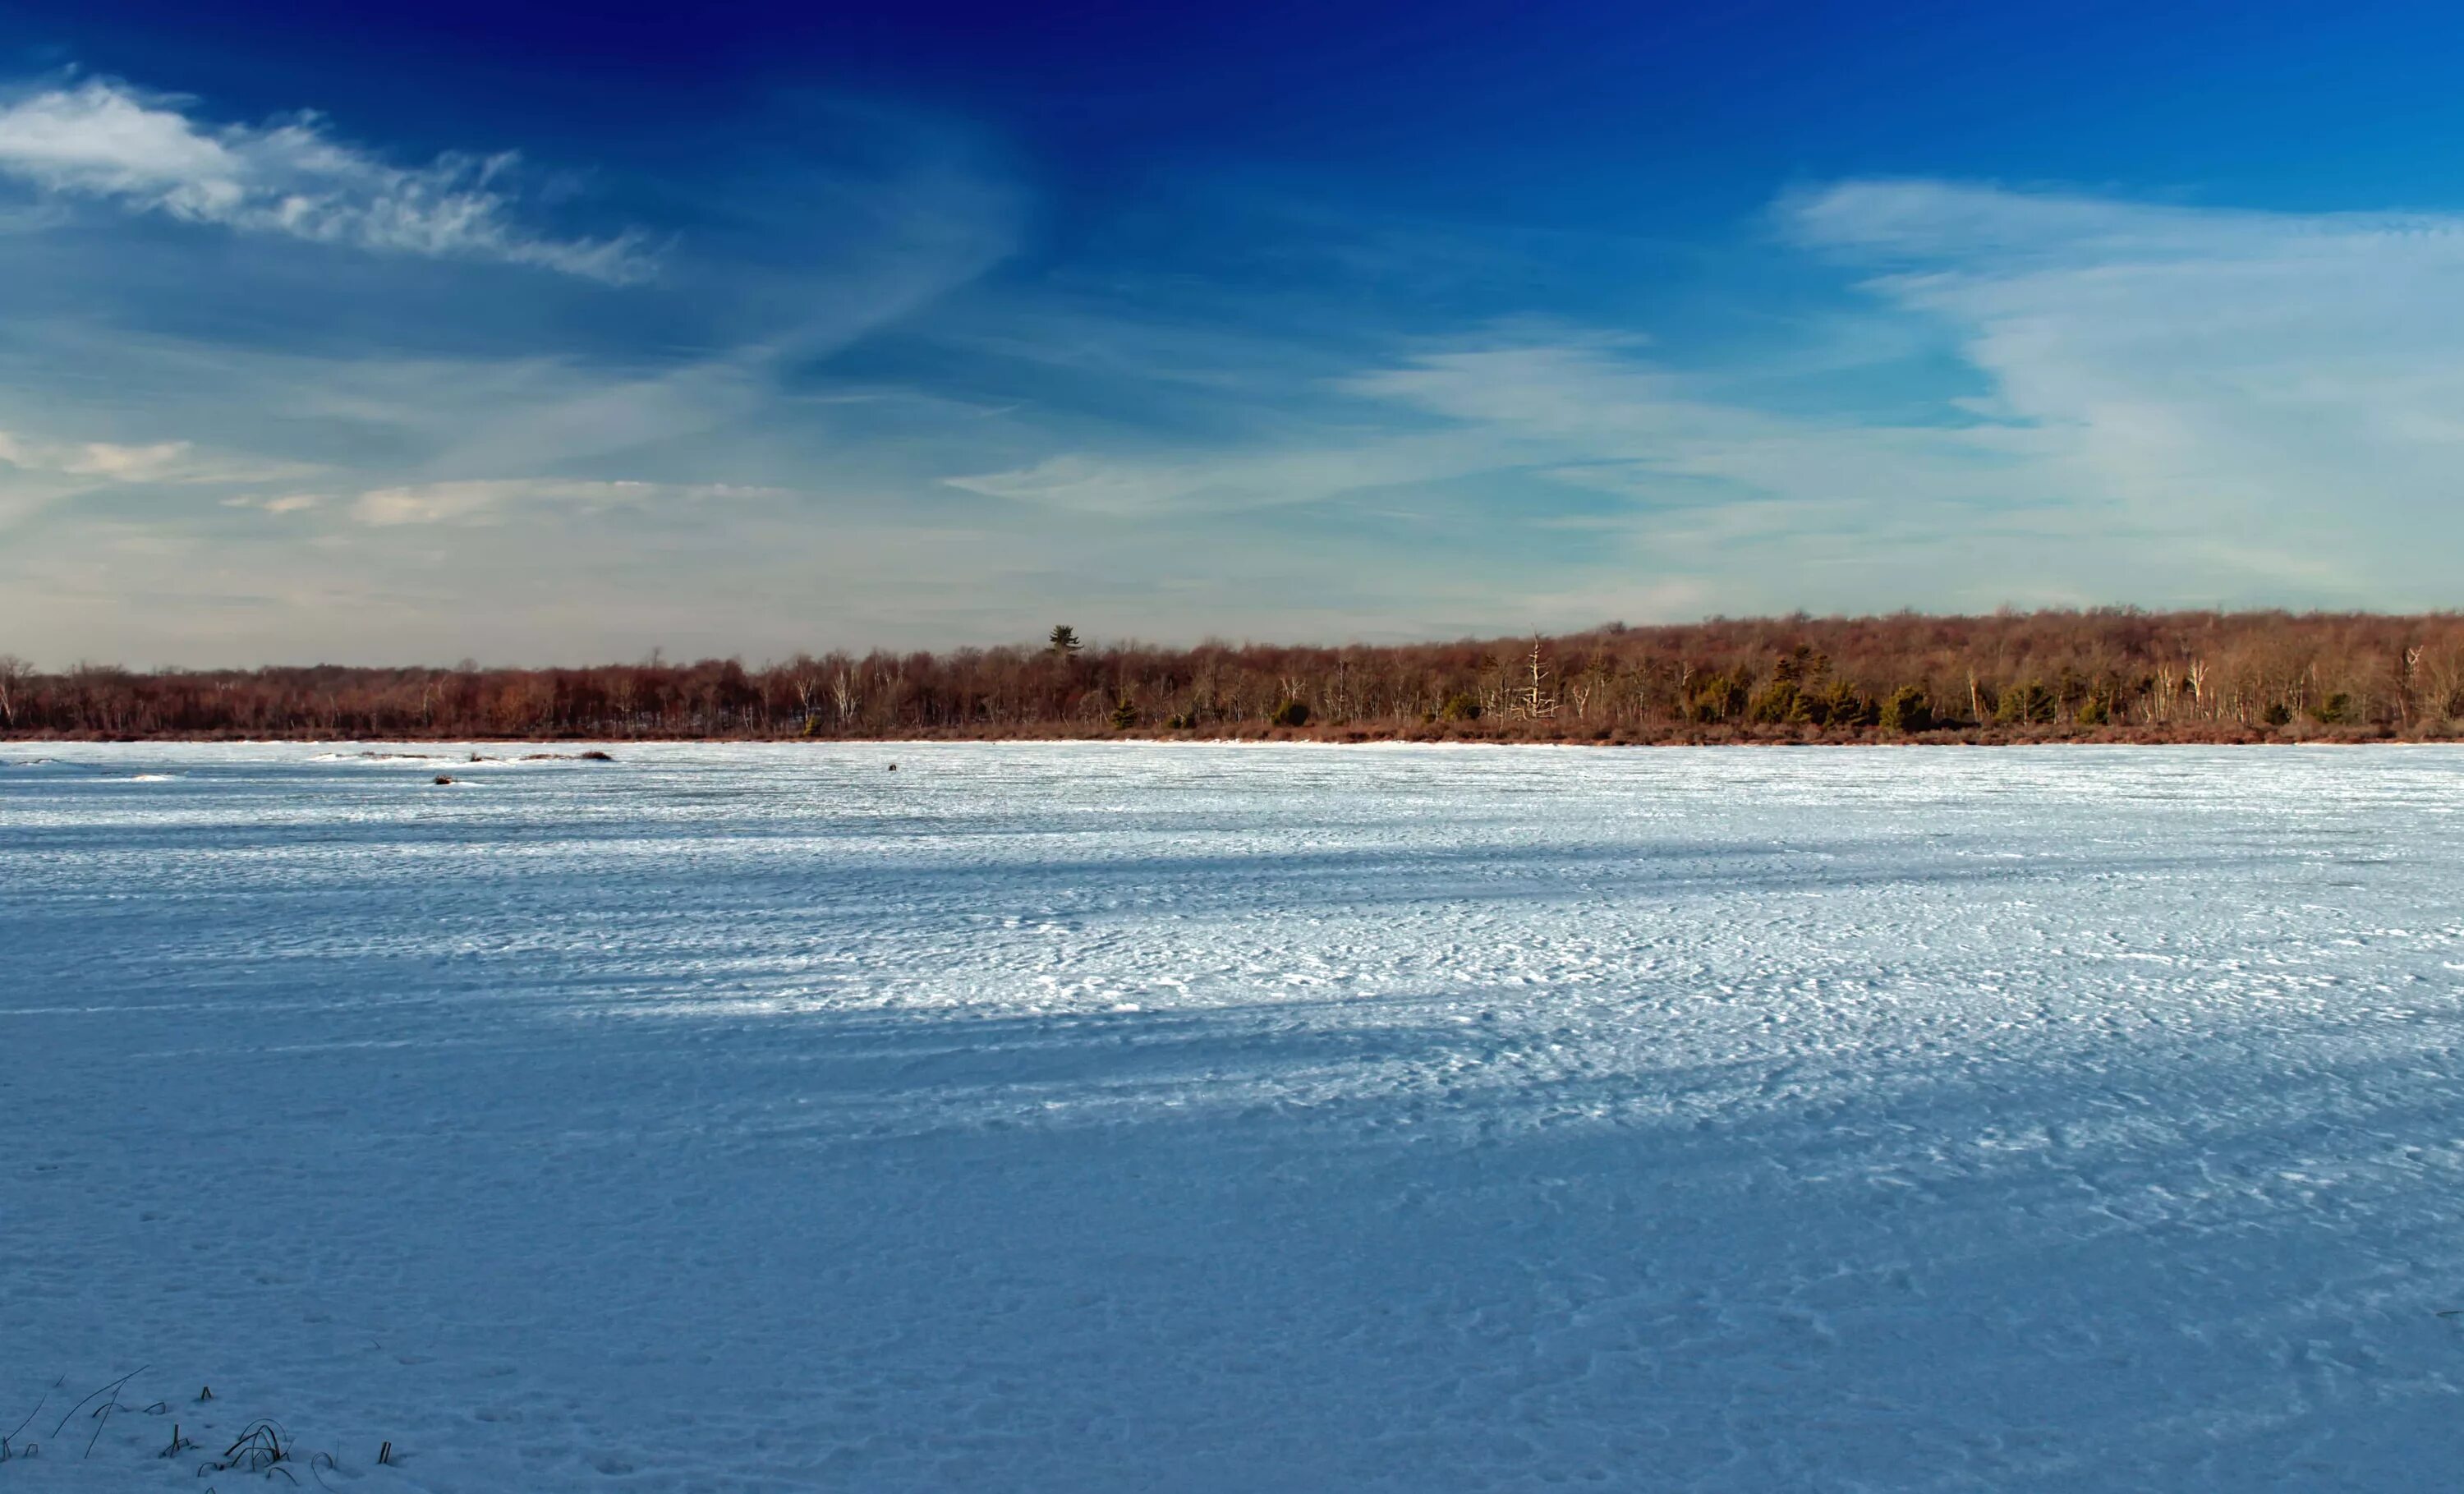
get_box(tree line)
[5,609,2462,742]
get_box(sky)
[5,1,2464,666]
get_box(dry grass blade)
[44,1366,145,1459]
[204,1418,298,1480]
[1,1373,61,1461]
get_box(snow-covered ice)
[7,742,2464,1491]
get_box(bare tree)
[3,610,2453,741]
[1514,637,1558,720]
[0,655,26,729]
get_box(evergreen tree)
[1879,686,1932,733]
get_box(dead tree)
[0,655,26,729]
[1515,637,1559,720]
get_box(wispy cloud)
[0,425,315,526]
[945,436,1508,517]
[349,477,784,526]
[17,141,2464,663]
[0,78,654,281]
[955,182,2464,617]
[62,439,303,485]
[223,492,323,515]
[1784,181,2464,591]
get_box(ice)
[5,742,2464,1490]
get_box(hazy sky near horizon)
[6,2,2464,666]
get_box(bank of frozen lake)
[6,742,2463,1490]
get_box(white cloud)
[59,439,200,480]
[945,437,1505,516]
[20,160,2464,661]
[222,492,323,514]
[0,426,311,486]
[350,477,782,526]
[0,79,653,281]
[954,336,2064,529]
[1781,181,2464,594]
[0,423,325,532]
[946,173,2464,617]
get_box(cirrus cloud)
[349,477,786,526]
[0,78,655,281]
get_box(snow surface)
[7,742,2464,1491]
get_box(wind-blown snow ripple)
[6,742,2464,1490]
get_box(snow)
[6,742,2464,1491]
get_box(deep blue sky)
[4,2,2463,664]
[28,2,2463,202]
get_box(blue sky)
[4,2,2464,664]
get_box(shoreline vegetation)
[6,609,2463,746]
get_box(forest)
[5,609,2462,742]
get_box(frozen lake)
[7,742,2464,1490]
